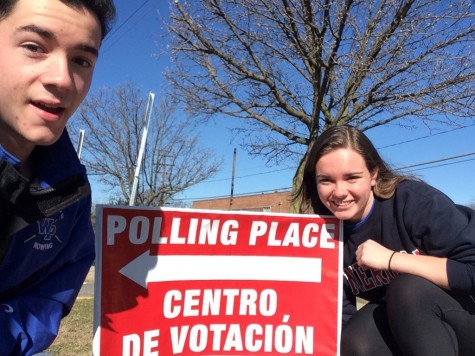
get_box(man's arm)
[0,252,94,354]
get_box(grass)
[46,297,94,356]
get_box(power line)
[107,0,152,39]
[200,124,475,185]
[181,151,475,202]
[102,1,153,53]
[395,152,475,171]
[409,158,475,172]
[377,123,475,149]
[199,167,293,184]
[179,187,292,202]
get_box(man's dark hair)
[0,0,116,40]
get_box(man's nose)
[41,55,74,90]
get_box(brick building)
[192,190,293,213]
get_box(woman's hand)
[355,239,395,271]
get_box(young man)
[0,0,115,353]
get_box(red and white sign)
[93,206,343,355]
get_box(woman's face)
[315,148,378,222]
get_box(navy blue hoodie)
[341,180,475,325]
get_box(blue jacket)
[0,130,95,355]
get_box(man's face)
[0,0,102,159]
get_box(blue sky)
[84,0,475,207]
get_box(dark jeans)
[341,274,475,356]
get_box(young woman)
[297,125,475,355]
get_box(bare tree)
[165,0,475,174]
[70,83,222,206]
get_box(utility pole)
[229,148,236,210]
[129,92,155,206]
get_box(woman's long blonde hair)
[296,125,413,214]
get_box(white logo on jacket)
[23,213,64,251]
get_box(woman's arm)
[355,239,449,289]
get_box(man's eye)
[73,57,93,68]
[22,43,44,53]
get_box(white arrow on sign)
[119,251,322,288]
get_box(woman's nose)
[333,182,348,197]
